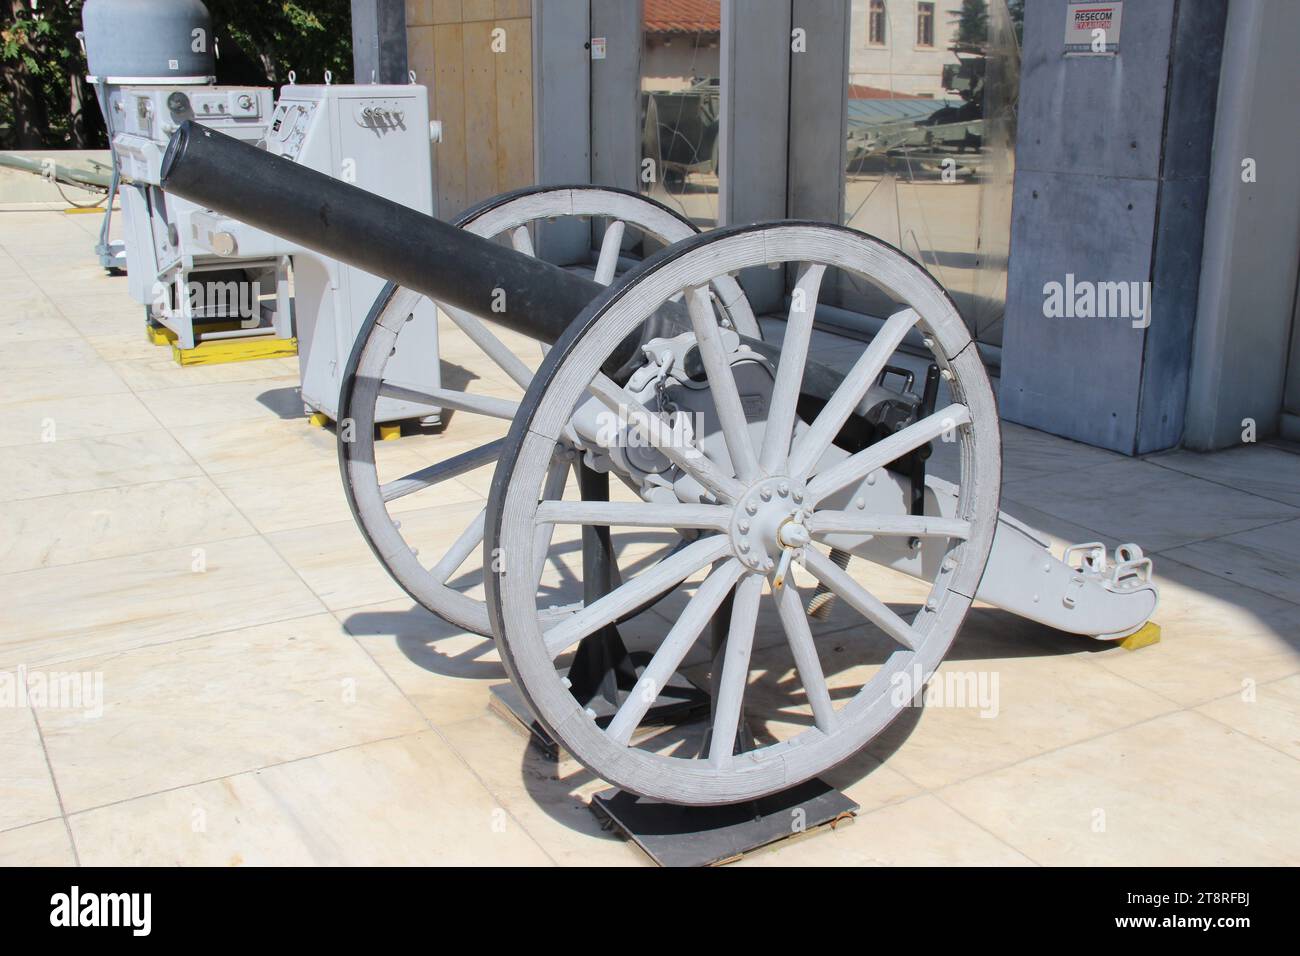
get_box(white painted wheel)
[340,185,757,636]
[485,222,1001,806]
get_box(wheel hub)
[729,477,810,572]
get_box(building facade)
[849,0,967,97]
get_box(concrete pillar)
[1000,0,1227,455]
[351,0,408,84]
[787,0,849,224]
[590,0,642,192]
[1183,0,1300,450]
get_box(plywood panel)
[462,19,501,204]
[494,17,533,191]
[495,0,530,18]
[462,0,496,22]
[433,0,463,23]
[432,22,469,216]
[407,25,436,79]
[406,0,435,26]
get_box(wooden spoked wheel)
[485,222,1001,805]
[340,185,757,636]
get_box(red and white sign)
[1065,1,1123,55]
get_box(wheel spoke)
[708,572,763,767]
[771,580,838,734]
[807,403,970,502]
[534,500,732,530]
[801,547,918,650]
[542,534,731,658]
[789,307,919,479]
[594,220,626,285]
[808,511,971,539]
[381,438,504,503]
[510,224,535,257]
[588,374,745,502]
[379,380,519,421]
[685,286,760,481]
[428,507,486,585]
[606,559,745,746]
[442,304,534,389]
[532,456,572,585]
[759,263,825,473]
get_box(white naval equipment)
[109,84,281,347]
[81,0,285,347]
[265,82,440,426]
[181,81,442,426]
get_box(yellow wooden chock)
[1119,621,1161,651]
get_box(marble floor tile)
[1147,444,1300,509]
[0,337,104,371]
[1085,556,1300,707]
[438,715,647,866]
[941,711,1300,865]
[167,415,336,476]
[211,445,480,535]
[0,391,157,448]
[0,535,324,668]
[135,377,305,430]
[38,614,426,811]
[0,429,199,502]
[0,309,79,343]
[1162,518,1300,606]
[69,732,553,865]
[1195,674,1300,760]
[737,794,1033,866]
[0,476,252,573]
[268,501,488,610]
[107,354,301,392]
[0,702,62,831]
[0,820,76,866]
[338,599,503,727]
[1003,458,1300,552]
[0,361,129,405]
[858,646,1176,790]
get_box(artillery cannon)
[159,121,1158,809]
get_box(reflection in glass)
[839,0,1022,352]
[639,0,722,230]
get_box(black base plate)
[488,652,709,760]
[590,778,858,867]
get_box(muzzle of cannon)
[155,120,1158,810]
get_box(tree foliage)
[1,0,353,149]
[953,0,989,46]
[206,1,353,89]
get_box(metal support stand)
[590,780,858,867]
[909,363,941,516]
[489,463,708,759]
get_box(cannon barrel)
[159,121,600,345]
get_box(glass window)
[868,0,887,46]
[917,2,935,47]
[840,0,1023,352]
[639,0,722,230]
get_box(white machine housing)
[181,82,442,425]
[110,84,286,348]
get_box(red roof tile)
[644,0,721,35]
